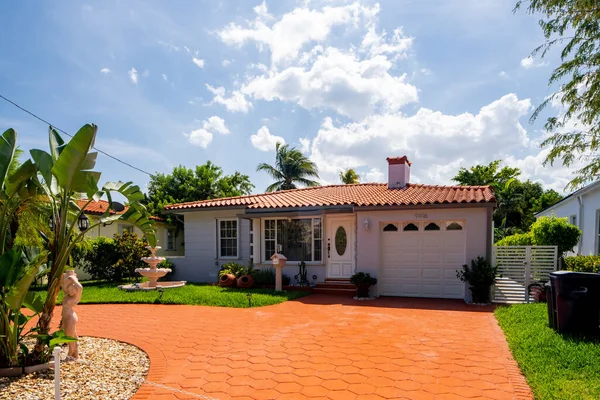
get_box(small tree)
[113,232,150,281]
[531,215,581,260]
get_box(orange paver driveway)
[64,295,532,400]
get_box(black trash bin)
[548,271,600,334]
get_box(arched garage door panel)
[379,222,466,299]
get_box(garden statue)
[60,270,83,359]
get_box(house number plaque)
[414,213,428,219]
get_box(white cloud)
[184,46,191,53]
[218,2,380,65]
[299,137,311,153]
[203,116,230,135]
[100,67,110,74]
[253,1,273,20]
[128,67,138,84]
[364,168,384,183]
[251,126,285,151]
[192,57,205,68]
[242,47,418,120]
[158,41,180,52]
[162,73,168,81]
[222,59,232,67]
[206,84,252,113]
[142,69,150,78]
[305,93,533,183]
[499,70,508,78]
[361,26,412,58]
[185,129,213,148]
[185,116,231,148]
[520,56,547,69]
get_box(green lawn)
[495,303,600,400]
[36,282,310,308]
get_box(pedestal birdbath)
[119,246,186,291]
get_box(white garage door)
[379,221,466,299]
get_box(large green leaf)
[5,159,36,197]
[51,124,98,192]
[48,127,65,162]
[0,128,17,190]
[22,292,44,314]
[5,249,48,311]
[72,171,101,198]
[30,149,54,186]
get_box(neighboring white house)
[535,180,600,256]
[164,156,497,300]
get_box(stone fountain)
[119,245,186,291]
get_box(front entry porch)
[325,215,356,279]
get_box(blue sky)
[0,0,579,195]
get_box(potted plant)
[350,272,378,298]
[237,263,256,289]
[456,256,498,304]
[218,263,246,287]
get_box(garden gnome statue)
[60,270,83,359]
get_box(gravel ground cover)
[0,337,149,400]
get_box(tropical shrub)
[564,255,600,273]
[219,262,246,278]
[113,232,150,281]
[282,273,291,286]
[158,258,176,280]
[530,215,581,258]
[350,272,378,286]
[456,256,497,287]
[495,232,534,246]
[253,267,276,286]
[83,233,150,282]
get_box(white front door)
[326,216,355,278]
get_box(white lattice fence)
[492,246,558,303]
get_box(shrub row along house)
[164,156,497,300]
[535,180,600,256]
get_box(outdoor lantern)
[77,214,90,232]
[48,216,54,230]
[364,219,370,232]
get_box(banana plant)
[0,247,48,367]
[30,124,156,358]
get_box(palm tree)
[339,169,360,184]
[257,143,320,192]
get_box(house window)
[120,224,134,235]
[383,223,398,232]
[166,229,176,250]
[424,222,441,231]
[263,218,322,262]
[403,223,419,231]
[569,215,577,227]
[446,221,463,231]
[219,219,238,258]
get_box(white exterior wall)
[356,206,492,299]
[171,209,251,282]
[537,186,600,255]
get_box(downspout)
[577,195,584,255]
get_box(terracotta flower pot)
[237,275,255,289]
[355,284,371,298]
[470,285,491,304]
[219,273,236,287]
[0,366,23,377]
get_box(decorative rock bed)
[0,337,149,400]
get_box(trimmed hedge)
[564,255,600,273]
[496,232,534,246]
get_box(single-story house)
[535,180,600,255]
[164,156,497,299]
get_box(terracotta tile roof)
[78,199,167,222]
[164,183,496,211]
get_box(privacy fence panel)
[492,246,558,303]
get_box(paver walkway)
[63,295,532,400]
